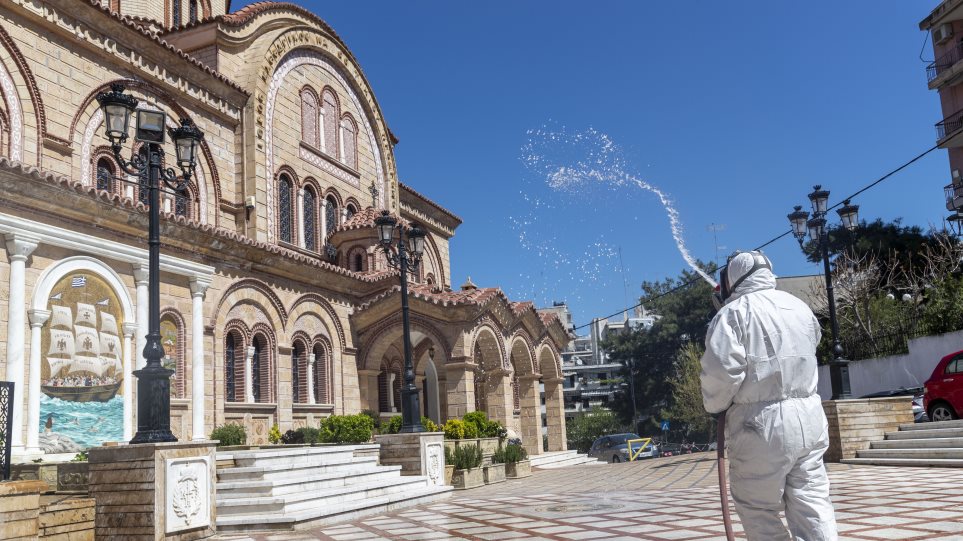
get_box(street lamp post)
[374,210,427,433]
[788,186,860,400]
[95,83,204,444]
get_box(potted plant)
[501,442,531,479]
[449,443,483,489]
[463,412,504,456]
[443,446,455,485]
[484,447,507,484]
[443,419,479,453]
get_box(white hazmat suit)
[701,252,838,541]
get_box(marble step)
[217,456,378,482]
[536,455,603,469]
[224,447,359,469]
[841,457,963,468]
[216,484,453,532]
[898,419,963,431]
[871,437,963,450]
[217,475,433,516]
[857,448,963,460]
[528,451,578,467]
[217,464,403,498]
[884,427,963,440]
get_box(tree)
[565,406,625,453]
[602,262,717,430]
[660,342,714,442]
[804,218,939,279]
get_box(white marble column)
[388,372,397,412]
[122,322,137,441]
[244,346,255,403]
[306,353,316,404]
[26,308,50,453]
[5,234,39,453]
[320,199,329,239]
[297,189,306,249]
[132,265,149,370]
[189,278,211,440]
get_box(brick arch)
[536,340,562,380]
[91,148,122,195]
[470,323,506,372]
[222,320,250,403]
[311,335,333,404]
[160,308,187,399]
[250,322,277,404]
[275,166,298,244]
[423,234,446,289]
[508,330,537,376]
[288,293,346,351]
[0,23,53,164]
[359,315,451,372]
[211,278,288,332]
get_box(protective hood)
[725,252,777,304]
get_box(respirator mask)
[711,250,772,311]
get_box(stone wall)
[0,480,46,540]
[38,496,95,541]
[822,396,914,462]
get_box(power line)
[572,143,941,332]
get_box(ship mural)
[39,272,125,450]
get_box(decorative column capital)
[246,346,256,359]
[4,234,40,261]
[308,353,316,362]
[189,277,212,298]
[132,264,150,285]
[27,309,50,327]
[122,322,138,338]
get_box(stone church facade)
[0,1,568,458]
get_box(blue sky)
[240,1,949,331]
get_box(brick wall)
[38,496,95,541]
[822,396,914,462]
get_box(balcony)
[936,108,963,146]
[927,41,963,84]
[946,182,963,211]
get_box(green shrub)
[442,419,466,440]
[462,420,479,439]
[491,447,505,464]
[360,409,381,430]
[444,445,454,466]
[268,424,282,444]
[210,424,246,447]
[318,414,374,444]
[452,444,482,470]
[421,416,440,432]
[502,442,528,464]
[463,411,489,433]
[281,427,320,444]
[71,451,88,462]
[383,415,403,434]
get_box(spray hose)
[717,411,736,541]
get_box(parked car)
[587,433,658,463]
[860,387,928,423]
[924,349,963,422]
[659,442,681,457]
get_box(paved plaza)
[215,455,963,540]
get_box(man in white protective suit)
[701,251,838,541]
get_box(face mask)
[715,251,772,307]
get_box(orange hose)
[717,412,736,541]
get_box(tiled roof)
[399,182,463,225]
[332,207,411,235]
[357,283,507,312]
[0,158,395,284]
[84,1,249,96]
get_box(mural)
[39,271,125,450]
[161,317,179,398]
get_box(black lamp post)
[374,210,427,433]
[95,83,204,444]
[788,186,859,400]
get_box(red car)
[923,349,963,422]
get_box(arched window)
[377,363,389,413]
[172,0,181,27]
[278,174,293,244]
[252,334,266,403]
[174,187,191,219]
[301,89,319,148]
[189,0,198,23]
[325,195,338,236]
[160,313,185,399]
[345,204,357,222]
[313,343,329,404]
[292,341,305,404]
[352,252,364,272]
[96,158,114,193]
[321,89,339,157]
[225,331,240,402]
[303,187,317,251]
[378,361,401,413]
[340,115,357,169]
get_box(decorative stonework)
[165,456,211,534]
[0,49,23,162]
[265,49,386,242]
[425,441,444,487]
[299,143,360,187]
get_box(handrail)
[927,41,963,82]
[936,108,963,140]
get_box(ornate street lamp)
[95,83,204,444]
[374,210,427,432]
[788,186,859,400]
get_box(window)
[352,252,364,272]
[96,158,114,193]
[161,314,185,399]
[340,115,357,169]
[301,89,319,148]
[313,343,329,404]
[321,89,339,157]
[378,366,389,412]
[292,341,305,404]
[345,204,357,222]
[303,188,317,251]
[278,174,293,243]
[225,332,238,402]
[188,0,198,23]
[947,358,961,375]
[325,195,338,236]
[174,187,190,219]
[172,0,181,27]
[252,334,268,403]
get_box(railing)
[0,382,13,480]
[936,108,963,141]
[839,315,949,361]
[945,182,963,210]
[927,41,963,82]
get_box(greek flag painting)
[71,276,87,288]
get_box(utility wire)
[572,143,941,332]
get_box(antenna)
[708,223,727,265]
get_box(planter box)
[483,463,506,484]
[505,460,531,479]
[445,465,454,486]
[451,467,484,489]
[10,462,90,492]
[478,437,500,456]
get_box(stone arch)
[0,23,48,164]
[360,315,450,372]
[211,278,288,332]
[288,293,346,351]
[71,79,221,226]
[250,322,277,404]
[470,323,505,371]
[160,308,188,399]
[222,320,249,403]
[508,332,537,376]
[423,234,445,289]
[536,340,562,380]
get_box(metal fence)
[0,381,13,480]
[840,316,941,361]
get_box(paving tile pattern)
[216,454,963,541]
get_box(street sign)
[660,420,670,431]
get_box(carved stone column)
[5,234,38,453]
[190,278,211,440]
[25,308,50,453]
[132,265,149,371]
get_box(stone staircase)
[842,419,963,467]
[215,445,452,531]
[529,450,604,469]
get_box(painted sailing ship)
[41,302,123,402]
